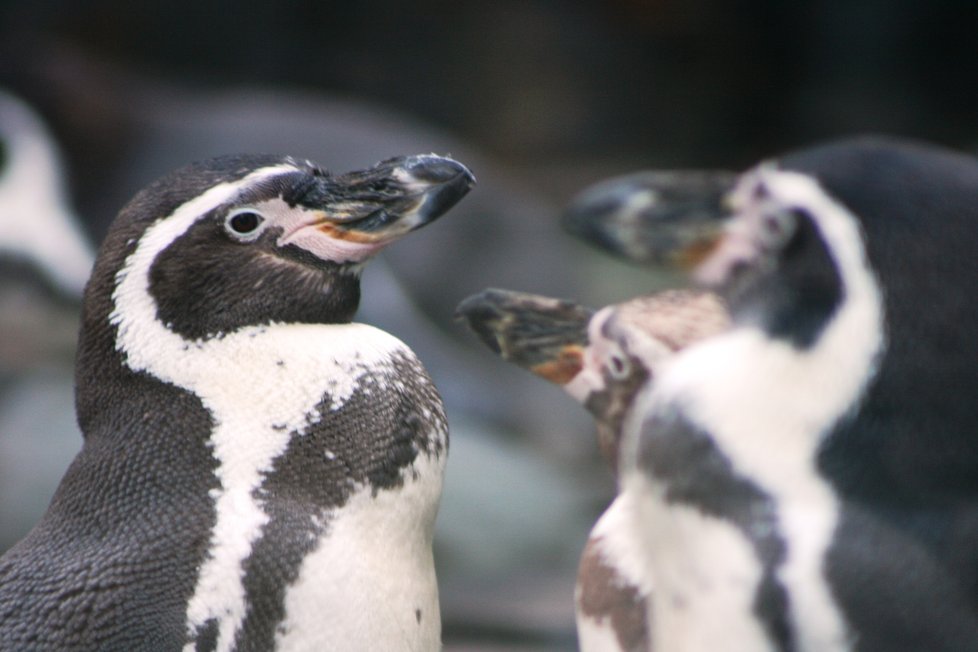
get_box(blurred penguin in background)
[0,90,93,550]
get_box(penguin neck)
[673,226,885,484]
[149,232,363,340]
[582,366,650,476]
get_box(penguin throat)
[584,360,650,472]
[148,246,362,341]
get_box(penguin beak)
[562,170,736,269]
[281,154,475,259]
[455,289,594,385]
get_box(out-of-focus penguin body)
[0,89,94,551]
[586,137,978,651]
[457,288,728,651]
[0,153,473,651]
[0,89,93,298]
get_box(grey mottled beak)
[299,154,476,242]
[562,170,735,268]
[456,288,594,385]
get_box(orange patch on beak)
[530,345,585,385]
[315,221,391,244]
[674,233,725,270]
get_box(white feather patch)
[588,494,654,599]
[623,470,774,652]
[274,450,445,651]
[575,494,654,652]
[576,614,628,652]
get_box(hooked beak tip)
[562,170,736,268]
[401,154,476,188]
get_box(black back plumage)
[780,138,978,502]
[0,158,266,649]
[779,138,978,647]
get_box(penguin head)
[0,89,94,298]
[750,139,978,494]
[562,161,862,349]
[455,288,727,468]
[571,291,728,466]
[83,153,474,342]
[694,137,978,355]
[691,161,865,348]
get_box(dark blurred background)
[6,0,978,221]
[1,1,977,650]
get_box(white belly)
[575,494,654,652]
[627,472,773,652]
[275,451,445,651]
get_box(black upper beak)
[562,170,736,268]
[455,288,594,385]
[300,154,476,240]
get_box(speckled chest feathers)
[0,153,473,651]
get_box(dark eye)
[225,210,266,239]
[608,351,631,379]
[760,207,799,249]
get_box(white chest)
[275,450,445,651]
[621,317,881,652]
[575,494,654,652]
[113,311,446,651]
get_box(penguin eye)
[225,209,266,240]
[608,351,631,380]
[759,207,799,249]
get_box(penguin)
[0,89,93,550]
[0,89,94,297]
[0,152,474,651]
[456,287,729,651]
[575,136,978,651]
[0,87,94,378]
